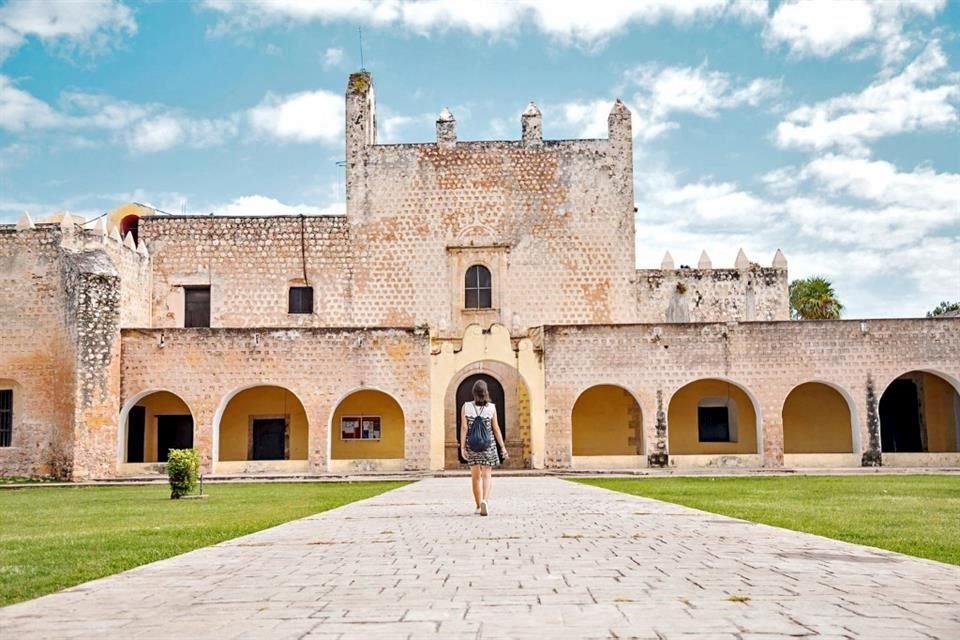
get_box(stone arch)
[782,381,856,454]
[444,360,530,469]
[879,370,960,454]
[213,384,309,473]
[328,388,405,463]
[118,389,195,465]
[571,384,644,456]
[667,377,761,458]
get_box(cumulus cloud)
[202,0,766,46]
[0,0,136,61]
[126,114,239,153]
[559,63,780,140]
[208,194,344,216]
[774,42,960,153]
[765,0,945,64]
[247,89,343,143]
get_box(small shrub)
[167,448,199,499]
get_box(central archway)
[214,385,308,474]
[444,360,530,469]
[667,377,761,467]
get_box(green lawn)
[0,481,405,607]
[573,475,960,565]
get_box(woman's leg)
[470,465,482,508]
[481,465,493,502]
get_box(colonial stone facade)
[1,72,958,479]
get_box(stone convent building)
[1,72,958,480]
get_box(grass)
[573,475,960,565]
[0,481,405,607]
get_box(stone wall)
[120,327,431,475]
[60,248,122,480]
[0,227,72,477]
[636,265,789,323]
[541,319,960,468]
[345,71,638,335]
[141,215,352,329]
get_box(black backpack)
[466,404,492,451]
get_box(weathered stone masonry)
[0,70,958,479]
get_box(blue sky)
[0,0,957,318]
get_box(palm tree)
[789,277,843,320]
[927,301,960,318]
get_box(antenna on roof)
[358,26,365,71]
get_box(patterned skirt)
[465,424,501,467]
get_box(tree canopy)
[789,277,844,320]
[927,301,960,318]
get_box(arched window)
[465,265,492,309]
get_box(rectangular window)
[288,286,314,314]
[340,415,381,441]
[0,389,11,447]
[698,406,731,442]
[184,286,211,328]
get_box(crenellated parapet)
[637,248,790,323]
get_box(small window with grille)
[184,286,211,328]
[0,389,12,447]
[465,264,492,309]
[288,286,314,314]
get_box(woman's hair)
[472,380,490,405]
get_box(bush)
[167,448,199,499]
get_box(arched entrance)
[444,361,529,469]
[329,389,405,471]
[215,385,308,473]
[667,378,761,466]
[880,371,959,455]
[570,385,644,469]
[783,382,854,454]
[455,374,506,449]
[120,390,194,465]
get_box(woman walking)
[460,379,508,515]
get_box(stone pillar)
[436,107,456,150]
[345,71,376,217]
[521,102,542,148]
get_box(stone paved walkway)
[2,478,959,639]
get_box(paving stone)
[1,478,959,639]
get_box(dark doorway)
[184,286,211,328]
[880,378,923,453]
[157,415,194,462]
[455,375,506,447]
[120,215,140,244]
[127,405,146,463]
[252,418,287,460]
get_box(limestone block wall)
[636,265,789,323]
[60,249,123,480]
[541,319,960,468]
[140,216,353,328]
[0,227,73,477]
[119,327,430,476]
[345,72,638,334]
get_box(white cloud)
[774,42,960,153]
[202,0,766,46]
[323,47,344,69]
[209,194,344,216]
[0,75,65,130]
[0,0,136,61]
[765,0,945,64]
[559,63,780,140]
[247,89,343,143]
[125,115,239,153]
